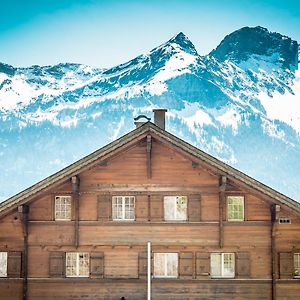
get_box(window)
[66,253,89,277]
[112,196,135,220]
[211,253,235,278]
[55,196,71,220]
[154,253,178,278]
[227,196,244,221]
[294,253,300,277]
[279,217,291,224]
[164,196,187,221]
[0,252,7,277]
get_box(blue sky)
[0,0,300,68]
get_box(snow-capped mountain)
[0,26,300,202]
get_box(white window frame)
[112,196,135,221]
[227,196,244,221]
[55,195,72,221]
[164,196,187,221]
[0,252,7,277]
[153,253,178,278]
[66,252,89,278]
[294,253,300,278]
[210,253,235,279]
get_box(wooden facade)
[0,121,300,300]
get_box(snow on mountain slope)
[0,27,300,202]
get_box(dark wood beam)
[18,204,29,300]
[146,135,152,179]
[271,204,279,300]
[72,176,80,248]
[219,176,227,248]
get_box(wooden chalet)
[0,109,300,300]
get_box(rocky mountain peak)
[164,32,199,56]
[210,26,298,70]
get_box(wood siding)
[0,136,300,299]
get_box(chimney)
[153,109,167,130]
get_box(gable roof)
[1,122,300,216]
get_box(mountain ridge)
[0,26,300,202]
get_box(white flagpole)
[147,241,151,300]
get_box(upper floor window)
[164,196,187,221]
[154,253,178,278]
[0,252,7,277]
[227,196,244,221]
[294,253,300,278]
[66,252,89,277]
[55,196,72,220]
[112,196,135,220]
[211,253,235,278]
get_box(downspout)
[219,176,227,248]
[18,205,29,300]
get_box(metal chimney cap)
[152,109,167,112]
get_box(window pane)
[223,253,235,277]
[154,253,165,277]
[210,253,221,277]
[0,252,7,277]
[176,196,187,220]
[164,197,175,220]
[227,196,244,221]
[294,253,300,277]
[66,253,77,277]
[166,253,178,277]
[79,253,89,276]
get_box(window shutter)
[196,252,210,278]
[7,251,22,278]
[138,252,147,277]
[136,195,148,221]
[90,252,104,278]
[179,252,194,278]
[188,194,201,222]
[150,195,163,221]
[98,194,111,221]
[236,252,250,278]
[279,252,293,279]
[49,252,65,277]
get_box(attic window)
[279,217,291,224]
[55,196,72,220]
[164,196,187,221]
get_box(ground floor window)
[153,253,178,278]
[210,253,235,278]
[66,252,89,277]
[0,252,7,277]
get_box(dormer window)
[55,196,72,220]
[227,196,244,221]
